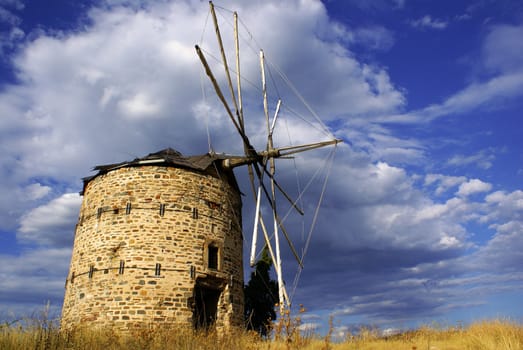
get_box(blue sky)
[1,0,522,335]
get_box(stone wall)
[61,164,244,331]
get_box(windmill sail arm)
[209,2,241,127]
[275,139,343,157]
[221,139,342,168]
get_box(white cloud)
[483,190,523,223]
[330,23,395,51]
[471,189,523,272]
[456,179,492,197]
[353,26,395,51]
[117,92,162,119]
[375,24,523,125]
[447,150,495,170]
[439,234,461,248]
[410,15,448,30]
[483,24,523,73]
[298,322,320,332]
[380,70,523,123]
[18,193,82,247]
[312,157,472,251]
[23,183,52,200]
[424,174,467,195]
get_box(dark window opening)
[97,208,103,218]
[192,207,199,219]
[159,203,166,216]
[155,263,161,276]
[88,265,95,278]
[119,260,125,275]
[208,245,218,270]
[126,203,131,215]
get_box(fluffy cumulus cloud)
[18,193,82,247]
[456,179,492,197]
[424,174,467,196]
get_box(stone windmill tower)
[61,149,244,331]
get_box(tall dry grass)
[1,314,522,350]
[334,320,523,350]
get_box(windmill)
[195,2,342,313]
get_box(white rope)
[289,144,338,301]
[199,70,213,153]
[199,7,213,153]
[284,116,304,242]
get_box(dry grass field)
[1,310,522,350]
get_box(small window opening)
[70,272,75,284]
[192,207,199,219]
[97,208,103,218]
[126,203,131,215]
[208,245,219,270]
[88,265,95,278]
[155,263,161,276]
[113,208,119,214]
[190,265,196,279]
[159,203,166,216]
[119,260,125,275]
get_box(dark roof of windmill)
[81,148,238,194]
[91,148,220,173]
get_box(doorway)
[193,284,221,329]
